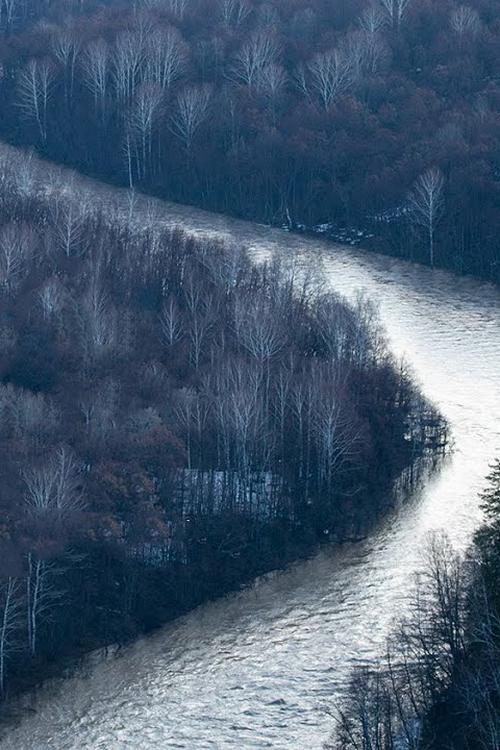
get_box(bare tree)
[38,278,67,322]
[113,30,145,106]
[145,26,186,92]
[81,38,109,124]
[23,446,84,520]
[234,298,285,363]
[52,29,81,104]
[256,63,288,123]
[408,167,445,267]
[78,272,118,357]
[51,201,88,257]
[380,0,412,30]
[170,84,212,152]
[79,380,119,445]
[379,0,412,30]
[3,0,21,31]
[26,554,63,657]
[9,387,60,444]
[450,5,481,37]
[331,532,467,750]
[127,83,164,181]
[231,31,281,87]
[160,296,183,346]
[359,4,386,34]
[183,275,215,369]
[17,58,55,142]
[219,0,251,27]
[0,221,36,292]
[0,578,21,695]
[306,49,353,110]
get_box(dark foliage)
[0,0,496,277]
[0,155,444,702]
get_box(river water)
[1,173,500,749]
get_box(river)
[0,162,499,749]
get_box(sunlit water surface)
[1,175,500,749]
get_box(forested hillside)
[0,147,445,703]
[0,0,497,278]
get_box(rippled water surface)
[1,172,500,749]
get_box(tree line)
[0,0,496,278]
[0,147,445,702]
[330,464,500,750]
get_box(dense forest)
[330,463,500,750]
[0,145,445,702]
[0,0,496,278]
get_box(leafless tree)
[0,577,21,694]
[78,271,118,357]
[306,49,354,110]
[160,296,183,346]
[331,532,468,750]
[379,0,412,30]
[359,4,386,34]
[81,38,109,124]
[26,554,63,657]
[9,386,60,444]
[170,84,212,152]
[182,275,215,369]
[234,298,285,363]
[113,30,145,106]
[52,29,81,104]
[3,0,22,31]
[256,63,288,123]
[345,27,389,77]
[145,26,187,92]
[219,0,252,27]
[231,30,281,87]
[39,278,67,321]
[408,167,445,267]
[51,200,89,257]
[17,58,55,142]
[23,446,84,521]
[79,379,119,445]
[450,5,481,37]
[140,0,190,17]
[0,221,36,292]
[127,83,164,181]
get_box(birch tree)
[145,27,186,92]
[23,446,83,521]
[26,555,62,657]
[52,29,81,105]
[408,167,445,267]
[160,296,183,346]
[219,0,251,28]
[127,83,164,181]
[307,49,353,110]
[231,31,280,87]
[450,5,481,37]
[81,38,109,124]
[0,578,21,694]
[256,63,287,123]
[51,201,88,257]
[17,58,55,142]
[113,30,145,106]
[379,0,412,30]
[0,221,35,293]
[171,85,211,153]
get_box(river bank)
[0,147,496,748]
[0,142,447,741]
